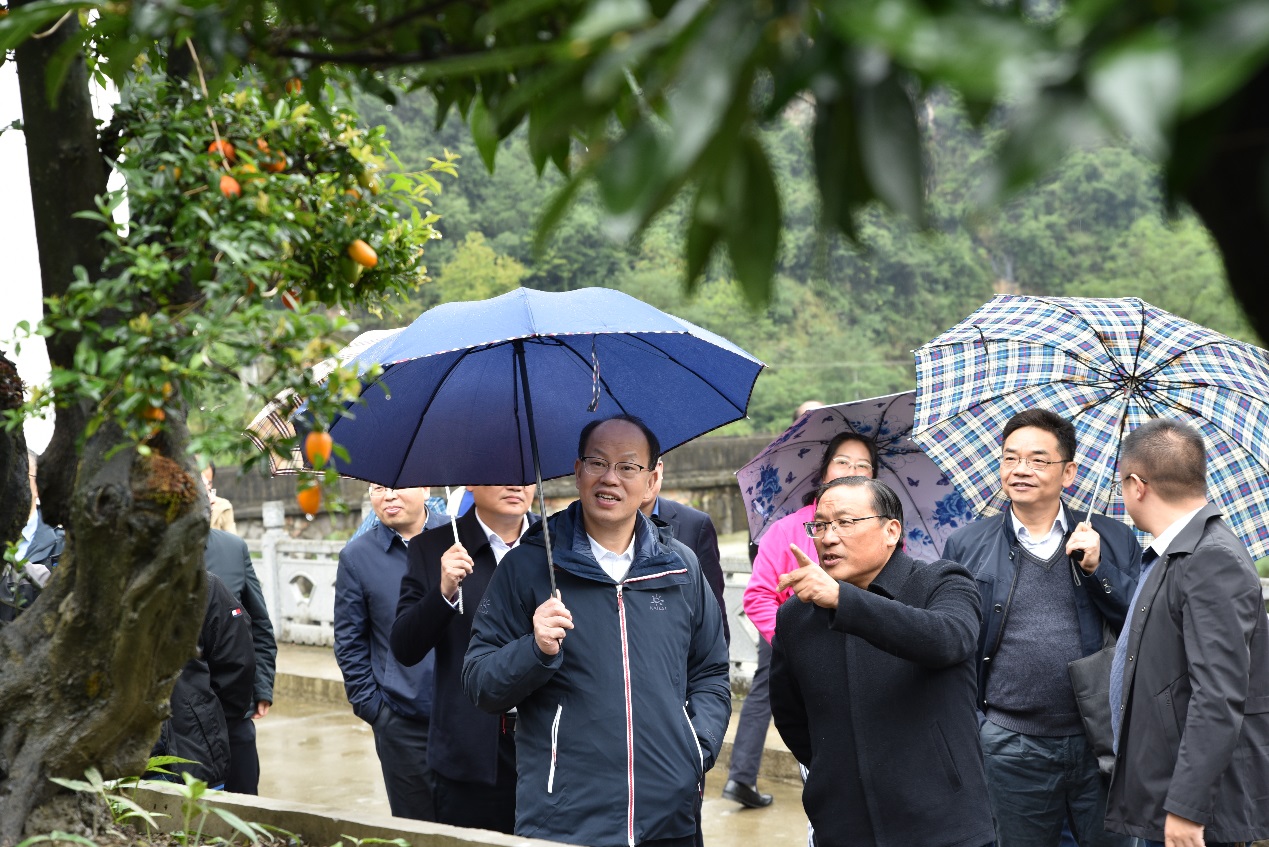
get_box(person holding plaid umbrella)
[942,409,1141,847]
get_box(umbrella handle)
[515,339,559,600]
[445,485,464,614]
[1069,464,1111,566]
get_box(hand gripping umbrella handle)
[445,486,464,614]
[1069,464,1110,568]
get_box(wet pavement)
[257,645,810,845]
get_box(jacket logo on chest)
[650,593,666,611]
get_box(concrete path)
[259,643,810,845]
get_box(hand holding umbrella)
[532,595,573,656]
[1066,519,1102,573]
[440,543,474,610]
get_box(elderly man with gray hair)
[769,476,995,847]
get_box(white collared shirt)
[587,532,635,583]
[474,512,530,564]
[1011,509,1069,559]
[1143,504,1207,561]
[15,509,38,563]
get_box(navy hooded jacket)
[463,501,731,847]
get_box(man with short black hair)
[770,476,994,847]
[392,483,538,833]
[464,414,730,847]
[1106,418,1269,847]
[943,408,1141,847]
[335,484,447,820]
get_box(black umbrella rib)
[617,333,750,415]
[1138,337,1269,383]
[931,330,1124,383]
[1148,393,1269,472]
[548,335,632,416]
[1046,297,1140,378]
[388,348,478,486]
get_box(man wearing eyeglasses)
[464,414,731,847]
[1106,418,1269,847]
[768,475,994,847]
[334,484,447,820]
[943,409,1141,847]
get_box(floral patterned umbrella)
[736,391,975,561]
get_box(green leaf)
[721,137,780,306]
[469,95,498,172]
[1175,3,1269,115]
[49,777,98,793]
[15,832,99,847]
[0,0,103,52]
[1088,31,1181,157]
[210,807,259,842]
[812,93,872,241]
[571,0,652,43]
[857,70,925,222]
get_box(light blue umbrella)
[324,287,765,593]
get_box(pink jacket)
[743,503,819,643]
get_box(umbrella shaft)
[516,341,559,598]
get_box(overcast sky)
[1,64,119,453]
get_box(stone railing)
[249,501,764,680]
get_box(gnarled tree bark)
[0,2,206,841]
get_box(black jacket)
[1106,504,1269,842]
[391,508,539,784]
[152,573,256,787]
[655,496,729,644]
[769,552,994,847]
[205,528,276,710]
[942,502,1141,709]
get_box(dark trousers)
[979,721,1131,847]
[433,722,516,834]
[225,718,259,794]
[372,706,436,821]
[728,637,771,785]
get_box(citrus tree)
[0,21,453,833]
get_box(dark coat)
[769,552,994,847]
[0,511,64,622]
[205,528,277,709]
[942,502,1141,709]
[152,573,255,787]
[655,496,729,644]
[391,508,540,784]
[1105,504,1269,843]
[463,502,731,847]
[335,515,445,723]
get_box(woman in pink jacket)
[722,432,879,809]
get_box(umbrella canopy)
[737,391,976,561]
[912,295,1269,558]
[328,286,765,487]
[245,328,403,475]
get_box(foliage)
[428,231,525,305]
[4,69,455,486]
[3,0,1267,308]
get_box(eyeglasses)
[830,457,874,473]
[1001,456,1068,472]
[578,456,651,481]
[370,482,418,497]
[1113,473,1147,496]
[804,516,885,538]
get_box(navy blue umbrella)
[327,287,764,591]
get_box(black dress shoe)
[721,779,774,808]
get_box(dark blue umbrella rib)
[548,336,632,416]
[388,349,476,486]
[605,333,750,415]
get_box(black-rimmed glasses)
[804,516,885,538]
[578,456,651,481]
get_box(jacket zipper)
[548,704,562,794]
[616,584,635,847]
[682,704,704,782]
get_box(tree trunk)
[1,4,205,841]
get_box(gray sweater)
[984,545,1084,736]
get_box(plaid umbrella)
[245,328,403,475]
[737,391,976,560]
[912,295,1269,558]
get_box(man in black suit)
[204,527,277,794]
[640,460,728,643]
[769,476,994,847]
[1107,418,1269,847]
[391,484,537,833]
